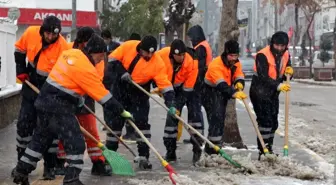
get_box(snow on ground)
[293,79,336,86]
[127,154,331,185]
[277,110,336,164]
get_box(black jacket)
[250,49,291,99]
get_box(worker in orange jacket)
[156,39,204,163]
[249,31,293,160]
[56,27,112,176]
[203,40,247,155]
[12,34,133,185]
[183,25,213,144]
[105,36,177,169]
[12,15,70,180]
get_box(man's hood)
[187,25,206,47]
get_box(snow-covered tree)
[163,0,196,44]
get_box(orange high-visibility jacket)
[157,47,198,92]
[108,40,173,93]
[253,46,289,80]
[205,56,244,87]
[47,49,111,103]
[195,40,213,66]
[15,26,70,77]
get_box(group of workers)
[11,15,293,185]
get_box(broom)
[24,80,135,176]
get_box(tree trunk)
[274,0,278,32]
[165,29,175,46]
[219,0,246,149]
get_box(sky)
[1,0,95,11]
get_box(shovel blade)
[101,147,135,176]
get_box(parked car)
[240,57,255,79]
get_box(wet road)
[0,81,334,185]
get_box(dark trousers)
[16,111,86,183]
[16,85,59,169]
[250,89,279,151]
[163,87,204,153]
[201,85,229,154]
[105,81,151,158]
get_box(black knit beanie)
[39,15,61,35]
[137,35,157,53]
[223,40,240,55]
[169,39,187,57]
[84,33,107,54]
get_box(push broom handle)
[284,75,290,147]
[25,80,100,145]
[127,120,165,162]
[25,80,137,157]
[241,98,268,151]
[131,80,217,149]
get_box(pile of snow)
[128,154,327,185]
[277,111,336,163]
[195,154,325,180]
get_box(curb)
[293,79,336,86]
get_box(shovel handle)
[284,75,290,147]
[25,80,40,93]
[79,125,100,145]
[25,80,102,146]
[131,80,217,149]
[127,119,165,162]
[83,104,137,157]
[241,99,268,152]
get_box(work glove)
[277,83,291,92]
[168,107,178,118]
[234,82,244,90]
[285,66,294,76]
[16,73,29,84]
[232,91,247,100]
[150,87,163,97]
[121,72,132,83]
[121,110,134,121]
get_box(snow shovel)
[126,119,178,185]
[78,120,135,176]
[24,80,135,176]
[240,95,275,160]
[130,80,242,168]
[283,74,290,157]
[82,104,138,158]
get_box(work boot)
[13,170,30,185]
[42,167,55,180]
[192,151,202,164]
[204,144,217,155]
[138,157,152,170]
[91,160,112,176]
[63,180,85,185]
[55,159,66,176]
[258,145,279,161]
[164,151,177,162]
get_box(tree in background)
[218,0,246,149]
[100,0,164,40]
[163,0,195,44]
[319,38,333,67]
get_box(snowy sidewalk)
[293,79,336,86]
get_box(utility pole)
[71,0,77,41]
[204,0,208,37]
[274,0,278,32]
